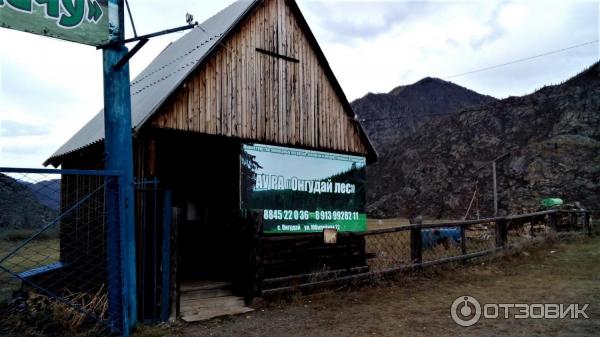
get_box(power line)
[444,40,599,79]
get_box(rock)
[351,77,496,155]
[367,62,600,218]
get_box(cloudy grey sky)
[1,0,598,168]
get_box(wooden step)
[180,295,254,322]
[180,281,230,292]
[179,281,254,322]
[181,287,232,300]
[181,305,254,322]
[180,295,245,312]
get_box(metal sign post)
[2,2,196,333]
[103,0,136,333]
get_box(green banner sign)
[241,143,367,234]
[0,0,114,46]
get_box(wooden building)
[45,0,376,322]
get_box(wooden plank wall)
[151,0,369,156]
[258,234,367,280]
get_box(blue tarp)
[421,228,461,249]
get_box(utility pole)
[492,153,510,217]
[492,161,497,216]
[103,0,136,333]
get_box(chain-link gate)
[0,168,127,336]
[134,179,172,323]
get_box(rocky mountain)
[0,174,58,229]
[351,77,496,153]
[367,62,600,219]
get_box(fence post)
[549,212,558,231]
[249,211,264,297]
[169,207,180,322]
[160,189,172,322]
[529,216,537,237]
[172,208,182,319]
[584,211,592,237]
[460,225,467,257]
[495,219,507,248]
[410,227,422,265]
[253,235,264,296]
[346,233,353,274]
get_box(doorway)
[154,132,245,283]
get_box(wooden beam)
[256,47,299,63]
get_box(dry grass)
[1,287,110,337]
[0,238,60,305]
[0,233,112,337]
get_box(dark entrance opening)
[154,132,244,284]
[137,130,255,321]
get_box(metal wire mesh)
[365,231,411,272]
[0,171,123,336]
[506,215,556,247]
[263,209,596,297]
[464,221,497,253]
[364,223,498,270]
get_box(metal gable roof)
[44,0,258,165]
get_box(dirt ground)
[138,236,600,337]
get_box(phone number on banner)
[263,209,360,221]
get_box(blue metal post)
[160,189,172,322]
[104,175,126,332]
[103,0,137,333]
